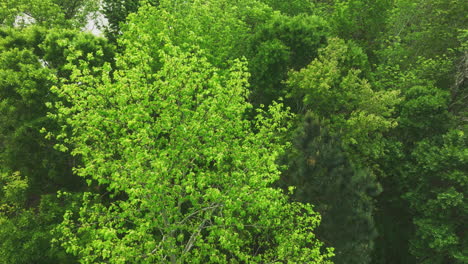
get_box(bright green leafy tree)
[258,0,315,16]
[50,9,333,261]
[113,0,330,108]
[0,0,465,263]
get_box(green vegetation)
[0,0,466,263]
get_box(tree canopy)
[0,0,466,263]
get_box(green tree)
[258,0,315,16]
[1,0,98,28]
[287,38,400,169]
[115,0,330,107]
[0,26,74,198]
[248,13,330,106]
[0,171,81,264]
[50,13,333,262]
[372,56,467,264]
[370,0,467,258]
[405,129,467,264]
[0,25,113,263]
[285,38,401,264]
[101,0,160,42]
[317,0,393,61]
[384,0,467,60]
[282,113,381,264]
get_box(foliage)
[369,1,467,261]
[0,25,113,263]
[0,171,28,210]
[0,172,81,264]
[0,0,99,28]
[321,0,393,60]
[285,37,404,264]
[101,0,159,42]
[287,38,400,168]
[0,0,466,263]
[118,0,329,107]
[248,13,330,106]
[282,114,381,264]
[385,0,467,60]
[0,26,66,193]
[404,129,467,263]
[258,0,315,16]
[50,21,333,261]
[0,26,112,194]
[41,28,115,78]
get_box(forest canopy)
[0,0,466,263]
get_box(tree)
[50,10,333,261]
[372,53,467,264]
[0,0,99,28]
[247,13,330,106]
[384,0,467,60]
[101,0,160,42]
[282,113,381,264]
[258,0,315,16]
[0,171,81,264]
[284,37,401,264]
[0,26,62,193]
[1,1,464,262]
[0,25,113,263]
[114,0,330,108]
[286,38,400,170]
[369,1,468,259]
[317,0,393,61]
[405,129,467,264]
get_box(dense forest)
[0,0,466,263]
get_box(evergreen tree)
[282,113,381,264]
